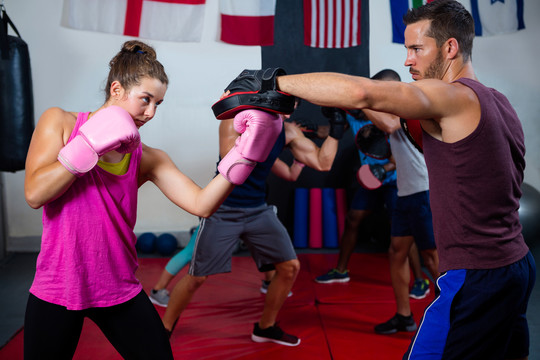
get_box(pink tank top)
[30,112,143,310]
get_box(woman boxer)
[23,40,281,359]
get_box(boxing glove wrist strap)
[58,135,99,176]
[218,147,256,185]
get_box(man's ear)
[445,38,460,60]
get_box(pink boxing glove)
[218,109,283,185]
[58,106,140,176]
[232,109,283,162]
[217,147,257,185]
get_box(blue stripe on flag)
[390,0,409,44]
[470,0,525,37]
[517,0,525,30]
[470,0,483,36]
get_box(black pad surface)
[212,91,296,120]
[355,124,391,159]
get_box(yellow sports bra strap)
[97,154,131,175]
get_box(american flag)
[303,0,362,49]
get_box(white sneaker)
[149,289,170,307]
[260,280,292,297]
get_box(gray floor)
[1,248,539,358]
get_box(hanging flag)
[303,0,362,49]
[264,0,370,236]
[63,0,206,43]
[390,0,409,44]
[389,0,436,44]
[470,0,525,36]
[219,0,276,46]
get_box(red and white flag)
[63,0,206,42]
[219,0,276,46]
[303,0,362,49]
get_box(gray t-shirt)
[389,128,429,197]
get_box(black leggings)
[24,291,173,360]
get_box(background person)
[363,69,439,335]
[161,104,346,346]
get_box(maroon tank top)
[422,78,528,272]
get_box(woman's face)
[115,77,167,128]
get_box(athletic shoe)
[251,323,301,346]
[260,280,293,297]
[374,313,417,335]
[149,289,170,307]
[314,269,350,283]
[410,279,430,299]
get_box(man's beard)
[424,49,445,80]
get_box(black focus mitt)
[212,68,296,120]
[321,107,347,140]
[355,124,391,159]
[344,108,367,120]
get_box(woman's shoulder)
[141,143,169,162]
[41,106,76,116]
[36,108,80,144]
[39,107,78,125]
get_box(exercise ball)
[156,233,178,256]
[136,232,157,253]
[519,183,540,250]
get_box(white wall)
[2,0,540,247]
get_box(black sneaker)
[374,313,417,334]
[314,268,350,284]
[251,322,301,346]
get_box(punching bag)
[0,7,34,172]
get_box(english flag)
[63,0,206,42]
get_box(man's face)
[404,20,445,81]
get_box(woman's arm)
[138,113,285,218]
[24,108,79,208]
[138,143,234,218]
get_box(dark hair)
[371,69,401,82]
[403,0,474,62]
[105,40,169,101]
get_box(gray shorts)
[189,204,297,277]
